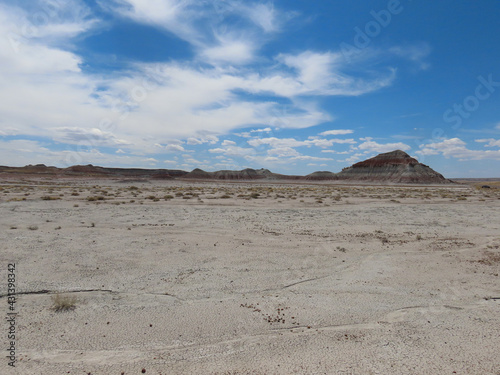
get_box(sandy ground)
[1,178,499,374]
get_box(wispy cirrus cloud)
[277,51,396,96]
[101,0,283,65]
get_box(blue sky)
[1,0,499,177]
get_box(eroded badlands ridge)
[0,150,452,184]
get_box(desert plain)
[1,177,499,374]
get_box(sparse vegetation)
[51,294,78,312]
[86,196,105,201]
[41,196,61,200]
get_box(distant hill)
[0,164,188,179]
[304,171,338,181]
[0,150,454,184]
[181,168,302,180]
[336,150,451,184]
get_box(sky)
[1,0,500,177]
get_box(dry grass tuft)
[51,294,78,312]
[41,196,61,200]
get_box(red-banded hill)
[336,150,450,184]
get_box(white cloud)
[331,138,356,144]
[107,63,337,142]
[0,3,109,143]
[0,127,19,136]
[356,138,411,153]
[234,132,252,138]
[417,138,500,160]
[183,156,201,165]
[264,156,279,161]
[186,134,219,145]
[476,138,500,147]
[186,138,203,145]
[250,127,272,133]
[389,43,431,71]
[248,136,355,150]
[202,39,255,65]
[53,127,130,146]
[277,51,396,96]
[249,137,306,148]
[241,3,279,33]
[104,0,279,66]
[103,0,198,44]
[209,148,225,154]
[165,144,185,152]
[222,140,236,146]
[342,153,364,164]
[319,129,354,136]
[268,147,301,158]
[209,145,255,158]
[321,150,349,154]
[290,155,332,161]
